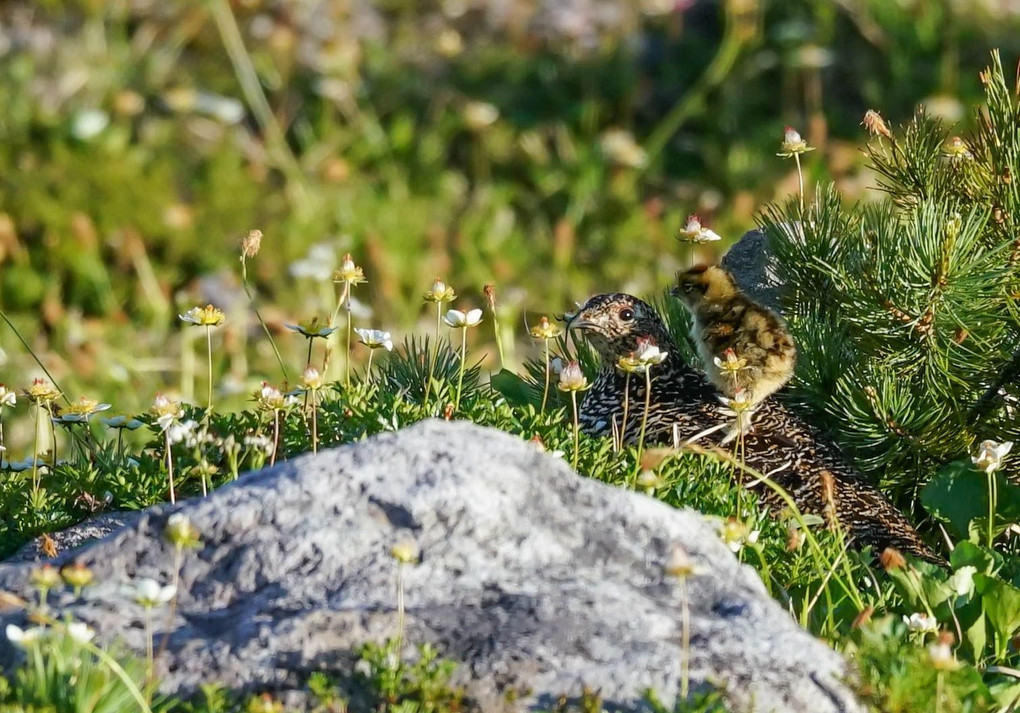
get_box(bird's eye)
[619,308,634,321]
[683,283,695,293]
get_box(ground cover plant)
[1,52,1019,710]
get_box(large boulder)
[0,420,862,712]
[721,228,784,312]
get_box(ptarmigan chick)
[672,264,796,405]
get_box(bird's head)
[670,264,738,310]
[566,293,672,363]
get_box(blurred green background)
[1,0,1018,417]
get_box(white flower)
[71,109,109,140]
[664,544,704,578]
[720,518,758,553]
[355,328,394,351]
[65,622,95,644]
[903,612,938,633]
[463,101,499,131]
[599,128,647,169]
[557,361,590,392]
[0,385,15,408]
[128,578,177,608]
[167,419,200,447]
[778,126,813,156]
[676,215,722,243]
[972,439,1013,473]
[928,639,961,671]
[718,390,756,418]
[6,624,48,647]
[444,309,483,328]
[243,434,275,455]
[289,243,336,282]
[634,337,668,366]
[948,566,977,597]
[302,366,324,390]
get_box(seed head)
[240,229,263,259]
[879,547,906,571]
[861,110,892,140]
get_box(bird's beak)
[564,311,594,331]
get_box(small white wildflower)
[948,566,977,598]
[128,578,177,608]
[65,622,95,644]
[599,128,647,169]
[166,419,200,447]
[557,361,590,392]
[903,612,938,633]
[676,215,722,244]
[6,624,48,647]
[243,434,275,455]
[463,101,499,131]
[972,439,1013,473]
[355,328,394,351]
[444,309,483,328]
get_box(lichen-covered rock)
[0,420,861,712]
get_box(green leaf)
[976,575,1020,651]
[489,369,538,408]
[921,460,1020,540]
[950,540,999,575]
[955,597,987,662]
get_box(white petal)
[66,622,95,644]
[6,624,24,643]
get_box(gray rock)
[0,420,862,713]
[721,228,785,312]
[6,511,145,565]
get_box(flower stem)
[395,561,405,658]
[570,391,580,471]
[241,258,288,382]
[541,342,551,414]
[795,153,804,213]
[165,431,176,505]
[620,373,632,449]
[636,369,653,466]
[679,575,691,701]
[492,310,505,370]
[31,404,41,497]
[310,389,318,453]
[345,294,353,388]
[206,325,214,414]
[425,303,442,409]
[271,410,280,467]
[988,470,998,549]
[144,610,154,685]
[367,350,375,382]
[454,327,467,412]
[303,339,313,410]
